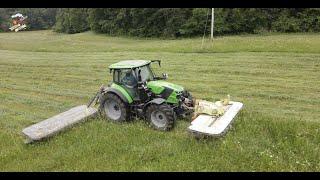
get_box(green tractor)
[96,60,194,131]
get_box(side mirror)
[162,73,168,80]
[151,60,161,67]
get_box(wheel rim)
[150,110,167,128]
[104,99,121,120]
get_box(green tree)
[54,8,89,34]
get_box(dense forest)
[1,8,320,37]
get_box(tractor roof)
[109,60,151,69]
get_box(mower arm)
[87,91,100,107]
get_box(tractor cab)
[108,60,166,102]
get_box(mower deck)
[188,101,243,137]
[22,105,98,143]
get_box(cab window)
[119,69,137,87]
[113,70,120,83]
[134,65,154,82]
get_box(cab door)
[115,69,140,101]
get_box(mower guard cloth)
[22,105,98,143]
[188,101,243,137]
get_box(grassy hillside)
[0,30,319,171]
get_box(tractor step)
[188,101,243,137]
[22,105,98,143]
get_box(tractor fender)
[101,87,131,104]
[143,98,166,112]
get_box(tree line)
[1,8,320,37]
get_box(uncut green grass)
[0,30,319,171]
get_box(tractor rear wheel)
[146,104,176,131]
[100,93,129,122]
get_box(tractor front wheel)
[100,93,129,122]
[146,104,176,131]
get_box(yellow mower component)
[189,95,243,137]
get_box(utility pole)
[211,8,214,40]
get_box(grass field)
[0,30,319,171]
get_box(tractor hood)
[147,80,184,94]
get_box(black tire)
[146,104,176,131]
[100,93,129,122]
